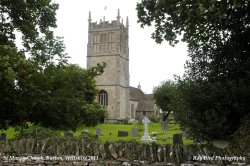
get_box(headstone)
[132,128,138,137]
[81,129,89,135]
[0,133,7,140]
[118,131,128,137]
[64,131,73,138]
[161,120,168,133]
[96,128,102,136]
[173,133,183,144]
[141,116,153,142]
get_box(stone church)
[87,10,160,122]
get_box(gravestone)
[132,128,138,137]
[173,133,183,144]
[0,133,7,140]
[81,129,89,135]
[118,131,128,137]
[141,116,153,142]
[96,128,102,136]
[161,120,168,133]
[64,131,73,138]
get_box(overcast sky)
[54,0,188,93]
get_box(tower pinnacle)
[126,16,129,27]
[88,11,92,22]
[138,83,141,89]
[117,8,121,22]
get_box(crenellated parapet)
[88,9,128,33]
[87,9,129,58]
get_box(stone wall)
[0,138,248,165]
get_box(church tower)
[87,10,130,122]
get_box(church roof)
[129,86,145,101]
[129,86,155,112]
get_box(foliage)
[137,0,250,142]
[0,1,105,130]
[14,126,60,140]
[148,115,159,123]
[28,64,106,131]
[137,0,249,47]
[0,0,68,65]
[231,115,250,155]
[0,0,64,129]
[153,80,177,121]
[173,79,249,141]
[0,45,36,129]
[81,103,106,127]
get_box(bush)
[149,115,159,123]
[174,79,250,142]
[15,126,60,139]
[230,115,250,155]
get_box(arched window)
[99,90,108,106]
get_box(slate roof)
[129,86,155,112]
[129,86,145,101]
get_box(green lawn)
[1,123,193,145]
[65,123,193,144]
[0,127,16,139]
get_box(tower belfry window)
[99,90,108,106]
[100,33,108,50]
[100,34,104,43]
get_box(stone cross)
[141,116,153,142]
[142,116,150,136]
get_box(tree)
[0,0,67,129]
[153,80,177,121]
[29,64,106,131]
[0,45,35,129]
[137,0,250,141]
[0,0,68,65]
[0,1,105,130]
[137,0,249,47]
[153,80,180,132]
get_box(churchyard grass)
[73,123,193,145]
[0,127,16,140]
[1,123,193,144]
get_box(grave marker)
[118,131,128,137]
[141,116,153,142]
[132,128,138,137]
[173,134,183,144]
[64,131,73,138]
[96,128,102,136]
[81,129,89,135]
[0,133,7,140]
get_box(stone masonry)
[87,10,130,122]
